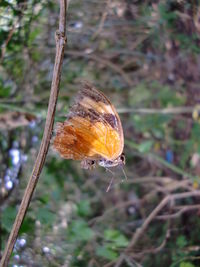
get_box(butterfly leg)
[81,159,96,169]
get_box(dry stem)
[126,190,200,251]
[0,1,67,266]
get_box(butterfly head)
[98,153,125,168]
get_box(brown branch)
[126,190,200,251]
[114,254,125,267]
[156,204,200,220]
[0,1,68,266]
[112,227,171,266]
[129,229,171,259]
[1,26,16,63]
[117,106,194,114]
[92,0,111,39]
[1,16,23,63]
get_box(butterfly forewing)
[72,83,123,145]
[53,82,124,164]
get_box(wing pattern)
[53,82,124,162]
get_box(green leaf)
[96,246,118,261]
[20,217,35,234]
[77,200,91,217]
[152,82,186,107]
[36,207,56,226]
[38,194,50,204]
[28,27,41,45]
[0,85,11,97]
[159,3,177,23]
[180,262,195,267]
[68,220,94,242]
[132,113,171,136]
[2,206,17,232]
[104,229,129,248]
[128,83,151,106]
[138,140,154,153]
[176,235,187,248]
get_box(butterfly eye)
[120,153,125,165]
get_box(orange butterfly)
[53,82,125,170]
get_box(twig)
[66,50,133,87]
[172,256,200,267]
[0,105,194,125]
[114,217,171,266]
[114,254,125,267]
[1,14,23,63]
[149,153,197,181]
[103,260,116,267]
[89,199,138,225]
[156,204,200,220]
[1,26,16,62]
[117,106,194,114]
[0,103,40,117]
[88,259,101,267]
[0,2,27,63]
[125,140,198,181]
[89,177,192,226]
[126,257,143,267]
[129,229,171,259]
[126,191,200,251]
[0,1,68,266]
[92,0,111,39]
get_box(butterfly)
[53,82,125,170]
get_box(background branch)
[0,1,68,266]
[126,191,200,251]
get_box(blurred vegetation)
[1,0,200,266]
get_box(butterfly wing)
[53,82,124,161]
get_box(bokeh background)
[1,1,200,266]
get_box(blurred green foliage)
[1,0,200,267]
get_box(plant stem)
[0,1,68,266]
[125,140,197,181]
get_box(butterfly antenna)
[121,166,128,181]
[105,167,115,176]
[106,176,114,193]
[105,167,116,192]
